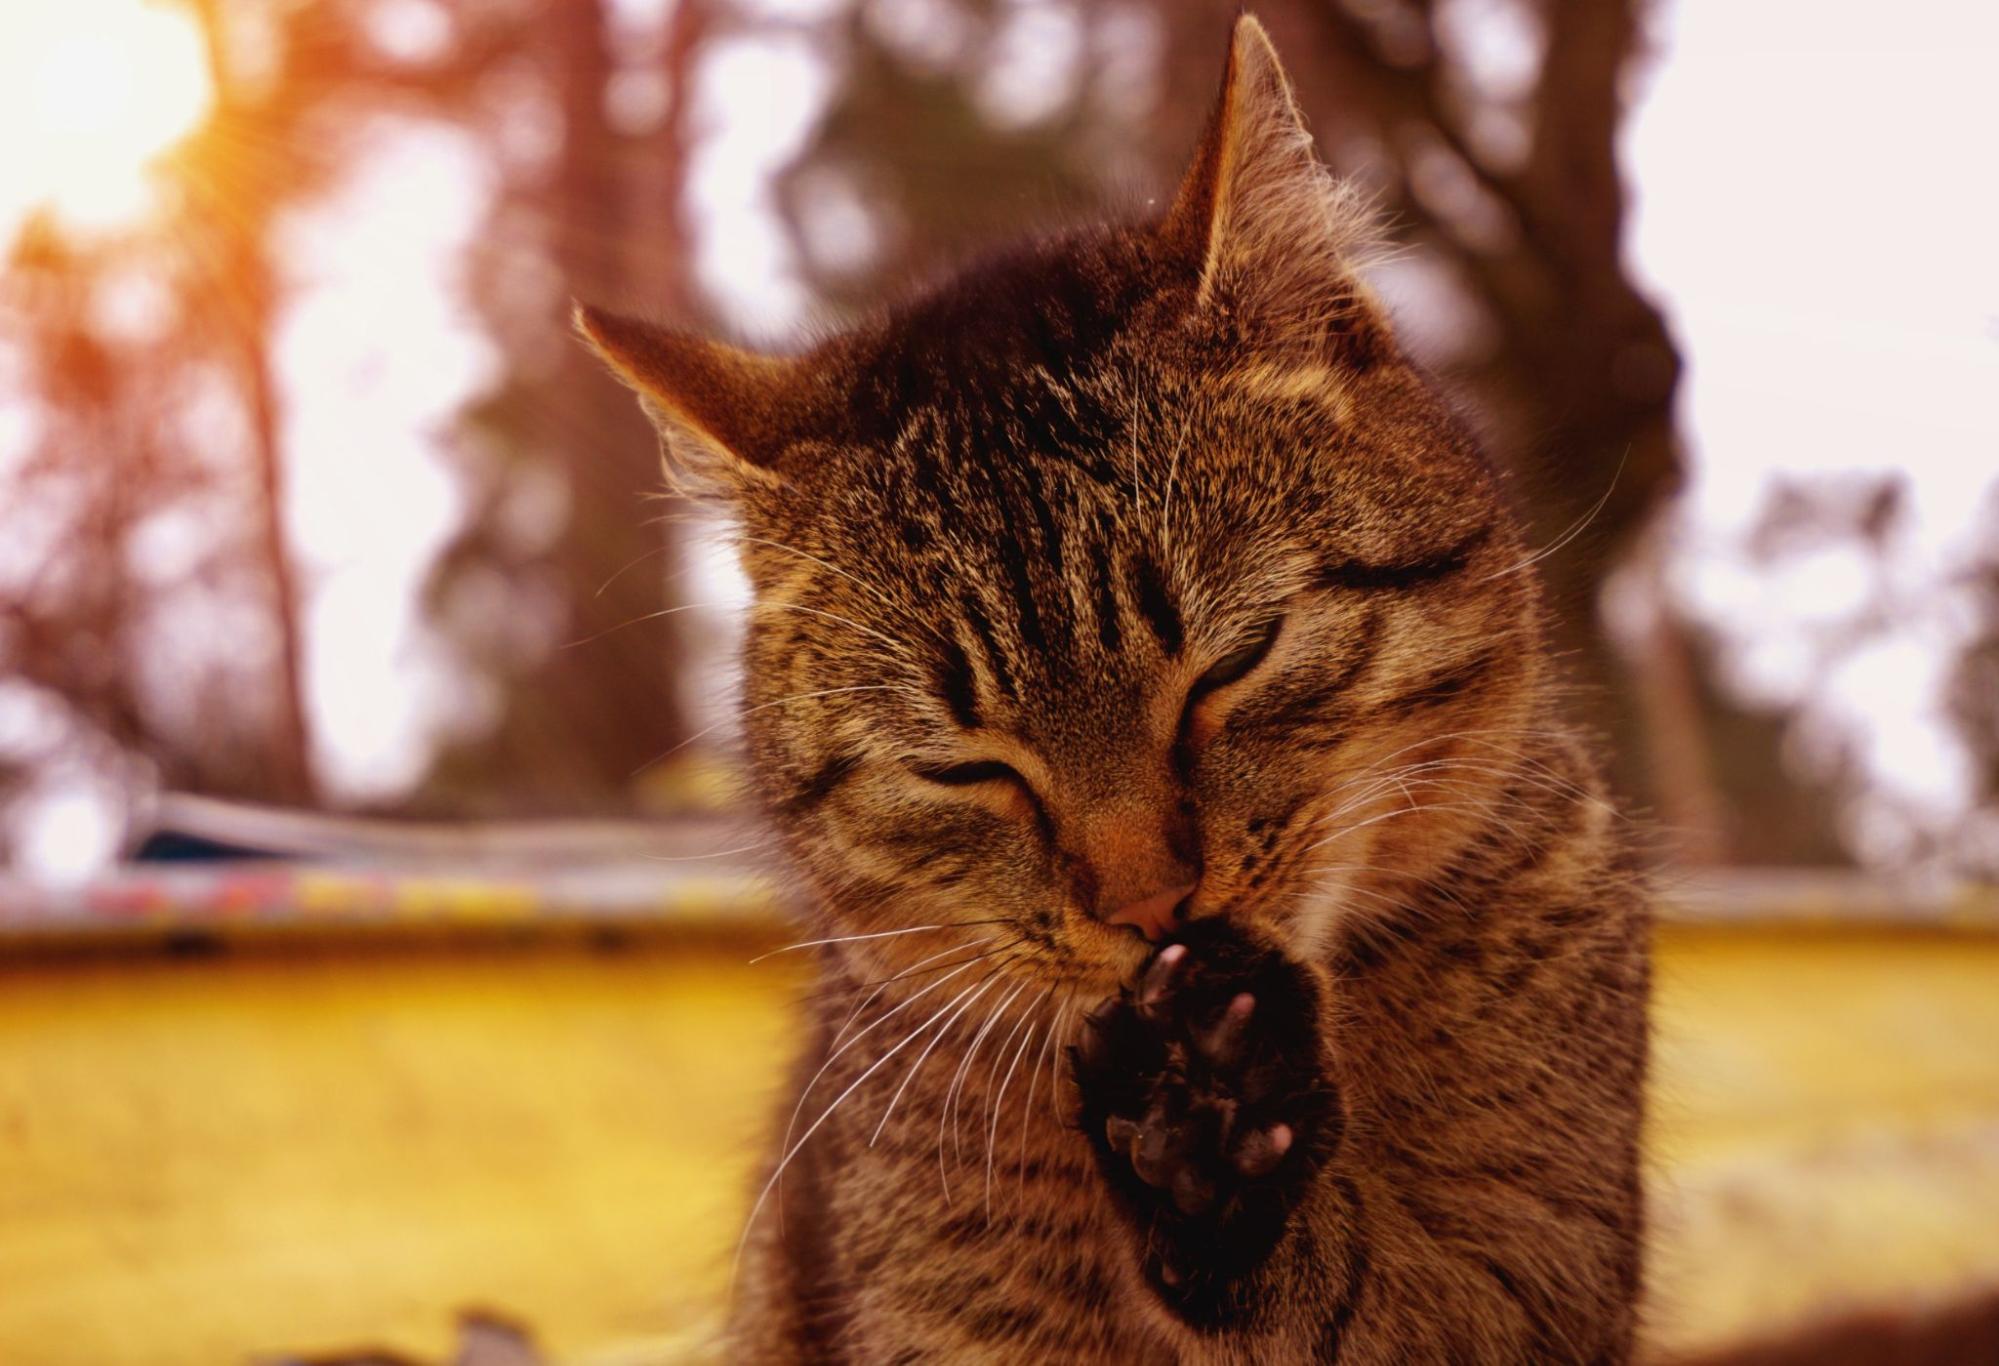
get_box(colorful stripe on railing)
[0,862,780,938]
[3,863,1995,941]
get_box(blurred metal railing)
[1,794,1994,944]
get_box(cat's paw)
[1070,917,1338,1316]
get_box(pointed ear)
[574,304,815,489]
[1158,16,1377,333]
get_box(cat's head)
[580,16,1545,988]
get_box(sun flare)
[0,0,213,237]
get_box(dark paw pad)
[1070,919,1337,1312]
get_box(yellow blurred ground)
[0,924,1995,1364]
[1647,926,1999,1356]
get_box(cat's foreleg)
[1069,918,1350,1338]
[1071,913,1642,1363]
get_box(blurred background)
[1,1,1995,1363]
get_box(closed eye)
[908,759,1026,788]
[1189,617,1283,701]
[1314,525,1493,591]
[906,757,1049,832]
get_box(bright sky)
[3,0,1997,871]
[274,120,499,798]
[0,0,210,233]
[1624,0,1999,860]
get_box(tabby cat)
[579,15,1648,1363]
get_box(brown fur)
[581,16,1647,1362]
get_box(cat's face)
[725,309,1539,989]
[582,24,1545,988]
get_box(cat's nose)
[1103,881,1198,942]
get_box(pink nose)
[1104,882,1197,941]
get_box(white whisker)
[1302,798,1508,855]
[1019,995,1067,1185]
[734,533,932,638]
[752,600,919,658]
[731,970,991,1292]
[870,969,1005,1147]
[829,937,1001,1049]
[940,977,1029,1201]
[640,839,771,864]
[774,950,992,1209]
[1477,447,1627,584]
[751,923,987,964]
[984,992,1050,1218]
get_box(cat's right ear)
[573,304,814,491]
[1156,15,1377,348]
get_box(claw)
[1139,943,1187,1012]
[1078,923,1324,1270]
[1201,992,1256,1063]
[1234,1122,1293,1178]
[1076,1007,1114,1069]
[1132,1110,1182,1188]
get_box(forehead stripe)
[995,527,1050,657]
[1090,534,1122,653]
[1018,463,1066,581]
[958,591,1018,701]
[934,635,983,729]
[1131,551,1184,657]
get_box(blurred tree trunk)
[194,0,319,805]
[528,0,695,804]
[0,233,154,764]
[238,276,319,805]
[628,0,710,318]
[406,0,710,814]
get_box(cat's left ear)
[1158,15,1379,343]
[574,304,822,493]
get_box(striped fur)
[582,16,1648,1363]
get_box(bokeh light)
[0,0,212,236]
